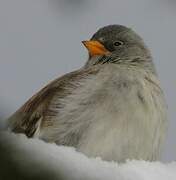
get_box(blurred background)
[0,0,175,162]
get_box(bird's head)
[83,25,155,72]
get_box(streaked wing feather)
[8,67,99,137]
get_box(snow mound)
[0,131,175,180]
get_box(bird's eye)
[113,41,123,46]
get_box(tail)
[7,112,42,138]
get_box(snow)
[0,131,175,180]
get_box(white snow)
[0,131,175,180]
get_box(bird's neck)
[84,55,157,75]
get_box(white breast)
[41,64,167,162]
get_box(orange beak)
[82,40,109,57]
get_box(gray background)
[0,0,175,162]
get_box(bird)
[7,25,167,162]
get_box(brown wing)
[8,67,99,137]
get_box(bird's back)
[8,64,167,162]
[52,64,167,162]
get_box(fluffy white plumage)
[39,64,167,162]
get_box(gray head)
[83,25,155,73]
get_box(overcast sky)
[0,0,175,162]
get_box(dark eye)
[113,41,123,46]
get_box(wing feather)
[8,67,99,137]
